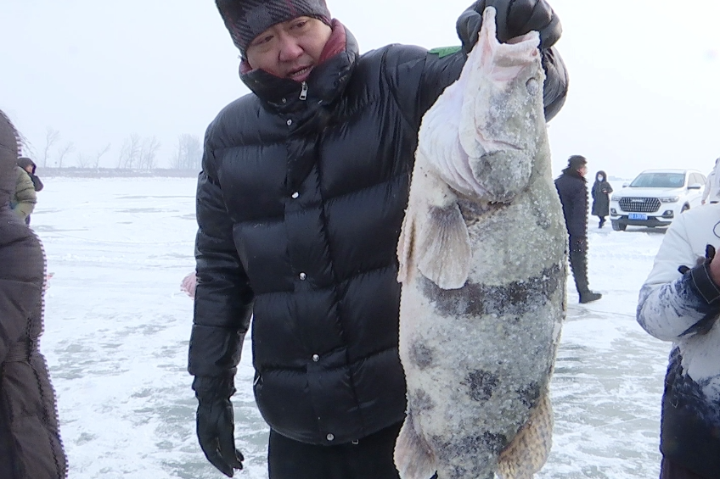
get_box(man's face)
[579,165,588,177]
[246,16,332,82]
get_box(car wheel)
[611,221,626,231]
[681,204,690,213]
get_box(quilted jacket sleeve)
[637,213,720,341]
[188,129,254,387]
[385,42,567,132]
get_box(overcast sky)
[1,0,719,179]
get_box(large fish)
[394,7,567,479]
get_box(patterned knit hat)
[216,0,331,56]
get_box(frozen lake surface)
[33,177,671,478]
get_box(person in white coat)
[637,203,720,479]
[701,157,720,205]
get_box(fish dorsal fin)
[416,191,472,290]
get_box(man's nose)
[278,36,303,62]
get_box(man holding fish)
[188,0,568,477]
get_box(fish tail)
[496,392,553,479]
[394,412,436,479]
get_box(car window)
[630,173,685,188]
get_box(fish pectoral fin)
[497,392,554,479]
[397,204,417,284]
[417,201,471,290]
[394,413,436,479]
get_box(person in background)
[10,164,36,224]
[0,109,67,479]
[701,157,720,205]
[17,157,44,193]
[637,201,720,479]
[189,0,568,478]
[555,155,602,304]
[591,170,613,228]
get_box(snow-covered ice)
[33,177,671,478]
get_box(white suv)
[609,169,706,231]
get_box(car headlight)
[659,197,680,203]
[611,195,621,201]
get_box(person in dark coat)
[189,1,569,477]
[555,155,602,304]
[0,110,67,479]
[591,170,613,228]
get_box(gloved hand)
[194,376,244,477]
[678,244,720,337]
[678,244,715,275]
[457,0,562,53]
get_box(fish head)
[456,7,547,201]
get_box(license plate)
[629,213,647,220]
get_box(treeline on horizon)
[19,128,202,171]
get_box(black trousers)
[660,457,707,479]
[268,422,404,479]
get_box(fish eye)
[526,78,539,95]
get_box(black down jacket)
[0,111,67,479]
[189,21,569,445]
[555,168,588,239]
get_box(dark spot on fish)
[457,199,504,226]
[517,382,541,408]
[433,432,508,475]
[409,388,435,412]
[409,341,434,369]
[422,264,563,318]
[481,431,509,455]
[462,370,499,401]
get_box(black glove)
[678,244,720,337]
[678,244,715,275]
[457,0,562,52]
[194,376,244,477]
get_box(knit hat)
[216,0,331,56]
[567,155,587,171]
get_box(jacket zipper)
[299,81,308,101]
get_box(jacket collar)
[239,20,358,114]
[562,168,587,182]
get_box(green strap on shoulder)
[428,46,462,58]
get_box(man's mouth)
[288,66,312,79]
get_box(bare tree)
[92,143,111,168]
[56,142,75,168]
[172,134,202,170]
[138,136,161,170]
[75,153,92,168]
[118,134,141,169]
[41,128,60,167]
